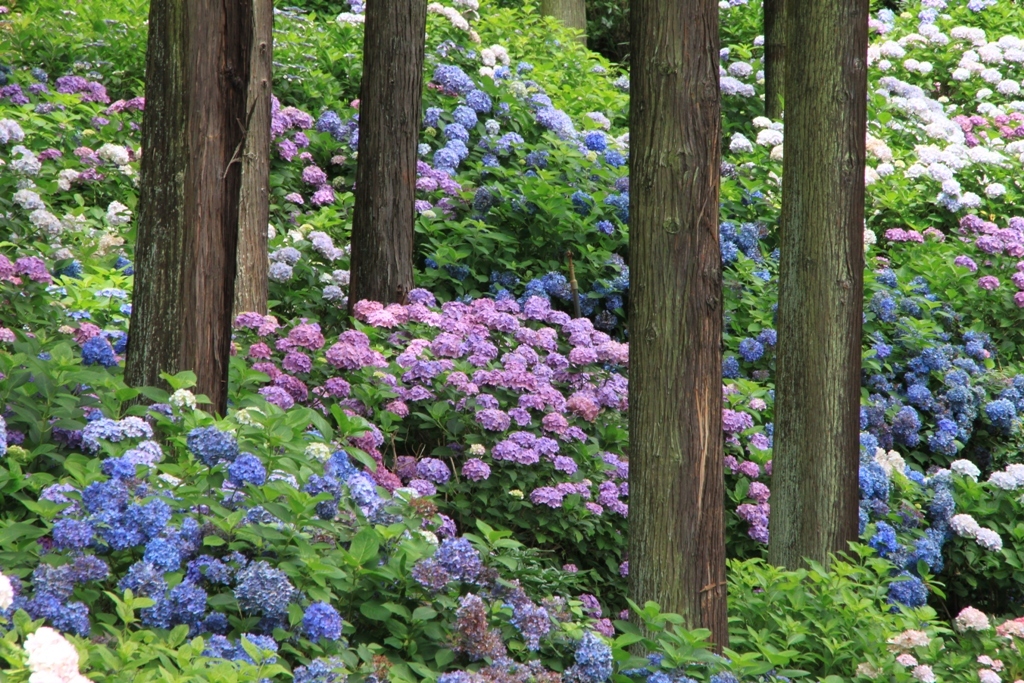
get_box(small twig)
[567,251,581,319]
[222,95,260,181]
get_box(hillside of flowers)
[7,0,1024,680]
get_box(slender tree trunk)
[764,0,785,119]
[126,0,254,415]
[628,0,727,651]
[768,0,868,569]
[348,0,426,312]
[234,0,273,316]
[541,0,587,43]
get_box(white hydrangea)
[864,228,877,251]
[13,188,44,210]
[952,67,972,81]
[728,61,754,78]
[479,47,496,67]
[976,528,1004,552]
[234,407,264,427]
[1005,463,1024,485]
[978,44,1004,63]
[997,79,1021,95]
[453,0,479,9]
[989,470,1020,490]
[720,76,755,97]
[729,133,754,153]
[756,128,784,146]
[950,513,981,538]
[11,145,41,175]
[981,68,1003,84]
[0,572,12,610]
[985,182,1007,197]
[489,44,510,65]
[169,389,197,411]
[1006,48,1024,62]
[866,134,893,162]
[58,168,81,191]
[868,45,881,64]
[950,459,981,479]
[877,59,893,72]
[770,144,784,161]
[96,143,130,166]
[24,627,90,682]
[865,165,879,185]
[880,41,906,58]
[336,11,364,24]
[332,269,351,286]
[305,442,332,461]
[877,162,895,176]
[105,201,132,226]
[30,209,62,236]
[960,192,982,208]
[874,448,905,477]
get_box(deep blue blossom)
[186,427,239,466]
[81,335,118,367]
[303,601,344,642]
[228,452,267,487]
[234,560,295,617]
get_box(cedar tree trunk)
[347,0,427,312]
[628,0,728,650]
[234,0,274,316]
[126,0,254,415]
[541,0,587,42]
[764,0,786,119]
[768,0,868,569]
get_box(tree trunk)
[764,0,785,119]
[348,0,427,312]
[126,0,254,415]
[768,0,868,569]
[541,0,587,43]
[234,0,273,317]
[628,0,728,652]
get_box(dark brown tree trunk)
[234,0,273,316]
[347,0,427,313]
[764,0,786,119]
[768,0,868,569]
[541,0,587,43]
[628,0,727,651]
[126,0,254,415]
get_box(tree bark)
[348,0,427,312]
[541,0,587,43]
[628,0,727,651]
[764,0,786,119]
[234,0,273,316]
[768,0,868,569]
[126,0,254,415]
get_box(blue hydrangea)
[887,571,928,607]
[81,335,118,367]
[722,356,740,378]
[452,105,478,129]
[876,268,898,288]
[303,601,343,641]
[228,452,267,487]
[571,190,594,216]
[596,220,614,235]
[584,131,607,152]
[433,146,461,172]
[433,65,475,94]
[568,631,612,683]
[186,556,233,585]
[444,122,470,143]
[423,107,443,128]
[124,498,173,540]
[466,89,492,113]
[604,149,626,167]
[119,561,167,597]
[495,132,525,154]
[434,537,482,582]
[294,657,348,683]
[52,519,94,550]
[869,521,899,558]
[0,415,7,459]
[738,338,764,363]
[144,537,181,571]
[536,106,576,138]
[869,292,898,323]
[168,581,208,629]
[859,462,890,501]
[186,427,239,466]
[234,560,295,617]
[892,406,922,447]
[985,398,1016,430]
[316,110,343,137]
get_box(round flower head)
[955,606,991,632]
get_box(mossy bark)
[348,0,427,311]
[764,0,786,119]
[768,0,868,569]
[627,0,728,650]
[541,0,587,43]
[126,0,255,415]
[234,0,274,316]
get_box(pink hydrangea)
[978,275,1001,290]
[955,606,991,632]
